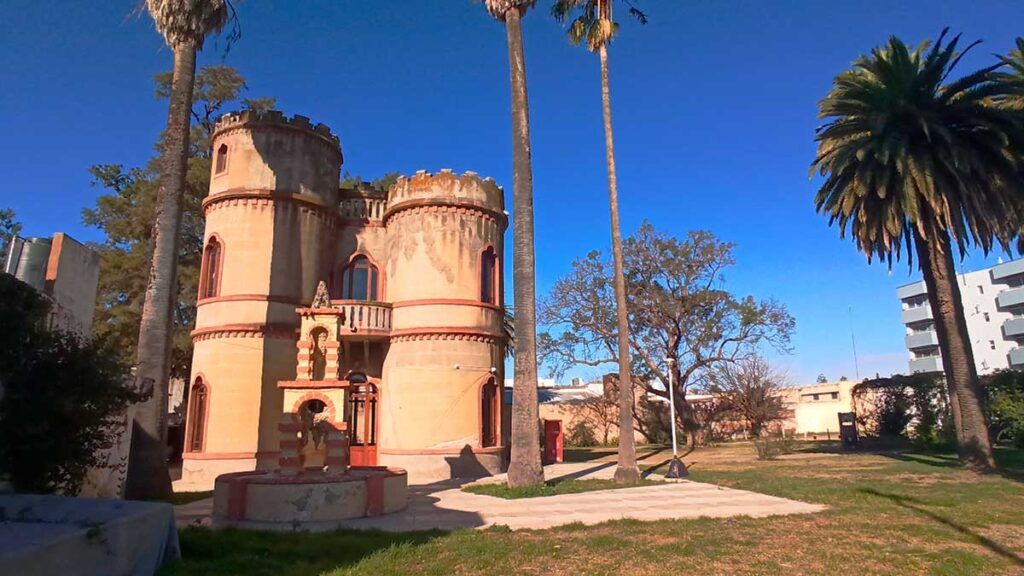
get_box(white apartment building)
[897,259,1024,375]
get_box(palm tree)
[481,0,544,488]
[812,30,1024,470]
[551,0,646,483]
[127,0,234,500]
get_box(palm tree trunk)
[599,44,641,483]
[503,7,544,488]
[912,220,995,470]
[125,41,197,500]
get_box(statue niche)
[310,327,329,381]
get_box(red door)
[348,382,378,466]
[543,419,563,464]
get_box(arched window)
[335,256,379,301]
[481,379,499,448]
[480,247,497,304]
[215,144,228,174]
[200,237,222,299]
[187,378,208,452]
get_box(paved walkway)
[174,461,825,532]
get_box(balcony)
[333,300,392,338]
[896,281,928,300]
[909,355,943,374]
[905,330,939,350]
[901,305,933,325]
[992,259,1024,281]
[1003,318,1024,339]
[1010,348,1024,368]
[996,287,1024,309]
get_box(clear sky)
[1,0,1021,384]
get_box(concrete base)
[380,450,504,484]
[212,466,407,528]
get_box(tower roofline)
[213,110,342,162]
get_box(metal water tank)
[13,237,51,291]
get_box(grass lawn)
[161,443,1024,576]
[462,477,664,499]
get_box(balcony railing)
[339,197,387,222]
[905,330,939,350]
[909,355,943,374]
[1003,318,1024,339]
[896,281,928,300]
[901,305,933,325]
[997,287,1024,309]
[1010,348,1024,368]
[992,259,1024,281]
[333,300,392,337]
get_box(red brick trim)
[291,392,339,424]
[182,451,258,460]
[390,299,501,311]
[383,198,508,229]
[197,293,304,307]
[389,327,505,343]
[191,322,298,342]
[203,189,339,221]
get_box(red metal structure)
[543,419,563,465]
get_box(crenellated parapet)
[213,110,342,160]
[383,169,507,229]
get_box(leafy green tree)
[0,274,144,494]
[551,0,647,484]
[0,208,21,259]
[481,0,544,488]
[539,223,794,446]
[984,370,1024,448]
[85,66,273,381]
[812,30,1024,470]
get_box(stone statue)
[311,280,331,308]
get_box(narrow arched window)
[187,378,208,452]
[201,237,222,299]
[336,256,379,301]
[215,144,228,174]
[481,380,499,448]
[480,247,497,304]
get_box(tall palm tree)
[127,0,233,500]
[552,0,646,483]
[812,30,1024,470]
[481,0,544,488]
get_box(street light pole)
[667,359,678,458]
[664,357,687,479]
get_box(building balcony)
[1003,318,1024,339]
[901,305,933,325]
[896,281,928,301]
[992,259,1024,281]
[1010,348,1024,369]
[909,355,943,374]
[996,287,1024,309]
[333,300,392,338]
[905,330,939,350]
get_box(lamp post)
[664,357,687,479]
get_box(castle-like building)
[180,110,508,487]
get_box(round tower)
[379,169,508,481]
[181,111,343,487]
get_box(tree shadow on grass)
[878,447,1024,484]
[859,488,1024,567]
[165,525,445,576]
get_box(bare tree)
[709,356,789,438]
[539,223,794,446]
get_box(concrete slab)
[175,473,825,532]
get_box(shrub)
[753,436,794,460]
[0,274,143,494]
[984,370,1024,448]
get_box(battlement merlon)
[386,169,505,219]
[212,110,343,162]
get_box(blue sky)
[1,0,1021,384]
